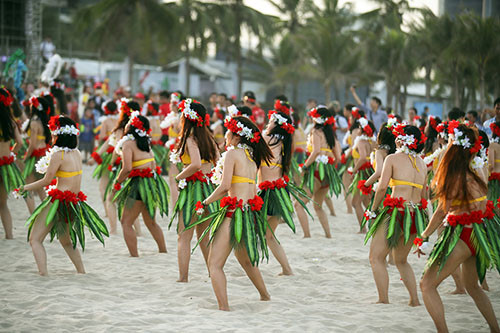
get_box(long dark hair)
[53,116,78,149]
[125,115,151,152]
[348,110,366,133]
[377,123,396,154]
[313,107,336,149]
[177,102,218,164]
[232,116,272,169]
[402,125,424,154]
[40,94,56,117]
[113,100,140,133]
[50,80,68,115]
[0,88,15,141]
[292,112,301,129]
[433,125,486,211]
[424,116,441,154]
[267,112,293,175]
[28,97,51,144]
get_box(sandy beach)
[1,164,498,332]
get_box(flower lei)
[35,145,78,174]
[178,98,209,127]
[268,111,295,134]
[0,89,14,106]
[357,180,373,195]
[423,147,444,166]
[225,118,261,143]
[448,120,481,153]
[210,144,251,185]
[47,188,87,204]
[353,134,376,147]
[358,117,373,137]
[160,111,179,129]
[0,152,15,166]
[392,123,425,154]
[436,121,448,139]
[315,155,335,164]
[471,138,487,170]
[308,108,335,125]
[115,134,135,154]
[258,175,290,192]
[48,116,80,136]
[129,111,151,137]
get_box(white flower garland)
[471,147,488,170]
[353,134,376,147]
[108,132,118,147]
[160,112,179,129]
[210,119,223,132]
[210,144,251,185]
[423,147,444,165]
[35,146,78,174]
[450,128,470,149]
[178,179,187,189]
[396,146,419,157]
[51,125,80,136]
[181,98,199,122]
[115,134,135,155]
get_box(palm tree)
[212,0,277,100]
[164,0,222,96]
[74,0,176,87]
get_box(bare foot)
[177,278,188,283]
[376,300,389,304]
[260,293,271,301]
[325,234,332,239]
[482,281,489,291]
[278,270,293,276]
[219,306,230,311]
[451,288,466,294]
[330,212,336,217]
[347,209,353,214]
[159,249,167,254]
[357,229,367,234]
[303,235,311,239]
[408,300,421,307]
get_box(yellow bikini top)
[231,148,256,184]
[168,127,179,138]
[180,152,208,165]
[55,151,82,177]
[215,133,224,139]
[295,141,306,145]
[132,158,154,168]
[352,148,360,159]
[27,129,46,141]
[263,162,282,168]
[389,179,423,189]
[152,133,161,138]
[451,195,487,206]
[495,159,500,163]
[307,144,333,154]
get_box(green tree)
[74,0,176,87]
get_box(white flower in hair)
[387,117,398,128]
[52,125,80,136]
[358,117,368,128]
[160,112,179,129]
[270,112,288,125]
[227,105,239,118]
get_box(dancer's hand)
[195,201,205,215]
[413,237,429,258]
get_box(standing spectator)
[408,107,417,125]
[483,97,500,137]
[329,101,348,149]
[350,85,387,133]
[79,107,95,163]
[448,107,465,121]
[422,106,429,122]
[90,82,105,114]
[467,110,485,132]
[243,91,266,131]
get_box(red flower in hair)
[274,100,291,115]
[447,120,460,135]
[250,131,261,143]
[429,116,438,131]
[351,107,361,119]
[281,123,295,134]
[121,100,131,115]
[205,113,210,126]
[491,123,500,138]
[325,116,336,126]
[392,123,405,137]
[436,122,446,134]
[0,89,14,106]
[363,124,373,137]
[470,136,482,154]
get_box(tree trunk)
[332,81,339,103]
[394,86,400,115]
[453,73,460,107]
[479,65,485,112]
[185,41,191,96]
[324,82,331,104]
[292,81,298,105]
[235,0,242,100]
[127,51,134,88]
[424,64,431,101]
[386,77,393,110]
[400,84,408,117]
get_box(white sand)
[1,164,498,332]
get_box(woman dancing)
[113,112,169,257]
[488,121,500,200]
[169,99,218,282]
[190,116,273,311]
[96,100,119,146]
[22,96,52,213]
[418,124,500,332]
[20,116,108,276]
[0,88,24,239]
[296,107,342,238]
[364,124,427,306]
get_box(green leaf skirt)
[487,175,500,201]
[26,188,109,250]
[0,158,24,192]
[302,161,343,197]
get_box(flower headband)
[351,107,361,120]
[48,116,80,136]
[103,101,117,115]
[436,121,448,139]
[129,111,151,137]
[171,92,181,106]
[0,89,14,107]
[358,117,374,137]
[225,118,261,143]
[386,114,398,130]
[120,98,132,116]
[268,111,295,134]
[428,115,439,131]
[50,80,65,90]
[392,123,424,150]
[491,123,500,138]
[274,100,291,115]
[308,108,335,126]
[146,100,159,116]
[178,98,209,127]
[448,121,481,153]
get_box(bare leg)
[168,164,179,205]
[482,278,489,291]
[59,229,85,274]
[208,218,234,311]
[28,204,53,276]
[450,266,467,294]
[105,195,118,235]
[99,176,108,217]
[352,192,366,233]
[342,172,353,214]
[141,208,167,253]
[24,174,38,214]
[120,200,143,257]
[462,257,499,332]
[177,213,195,282]
[313,185,331,238]
[133,219,142,236]
[265,216,293,275]
[0,185,13,239]
[234,247,271,302]
[393,234,420,306]
[368,225,391,304]
[195,220,211,269]
[324,196,336,216]
[420,240,472,333]
[294,194,311,238]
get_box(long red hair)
[432,125,486,211]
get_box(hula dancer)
[296,107,342,238]
[488,121,500,200]
[19,116,108,276]
[419,124,500,332]
[290,112,307,184]
[113,112,168,257]
[358,120,397,231]
[0,88,24,239]
[95,100,119,146]
[22,96,52,213]
[210,106,225,151]
[348,114,376,232]
[189,116,273,311]
[364,124,427,306]
[170,99,219,282]
[147,101,168,170]
[259,110,306,275]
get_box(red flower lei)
[32,145,49,158]
[447,210,484,227]
[258,175,289,191]
[128,168,155,178]
[185,170,208,183]
[106,146,115,154]
[248,195,264,211]
[47,188,87,205]
[383,195,405,210]
[357,180,372,195]
[91,152,103,165]
[420,198,428,210]
[489,172,500,181]
[220,196,244,210]
[0,154,15,166]
[340,153,347,164]
[359,161,373,171]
